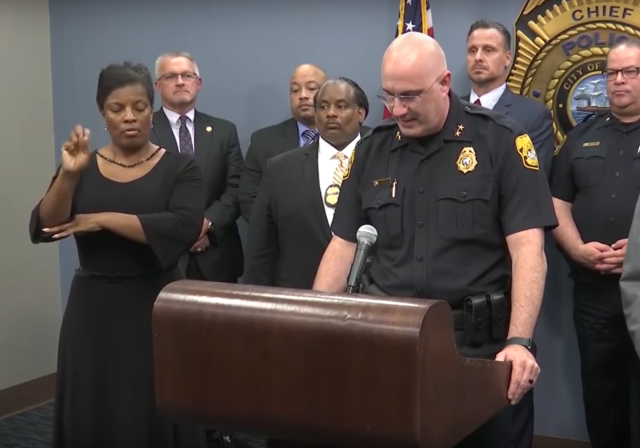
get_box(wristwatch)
[206,219,214,233]
[505,337,537,357]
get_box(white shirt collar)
[469,83,507,110]
[318,134,360,161]
[163,106,195,126]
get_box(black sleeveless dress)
[29,151,204,448]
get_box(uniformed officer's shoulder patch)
[515,133,539,170]
[342,148,355,181]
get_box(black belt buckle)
[486,291,508,341]
[463,294,489,347]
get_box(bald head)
[289,64,327,126]
[290,64,326,82]
[383,32,447,76]
[380,32,451,138]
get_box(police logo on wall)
[507,0,640,145]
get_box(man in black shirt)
[313,32,557,448]
[550,39,640,448]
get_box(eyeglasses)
[604,67,640,81]
[377,73,444,110]
[158,72,199,82]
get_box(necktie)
[179,115,194,155]
[331,152,348,187]
[302,129,319,145]
[474,98,482,106]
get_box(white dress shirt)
[162,107,195,152]
[469,83,507,110]
[317,134,359,227]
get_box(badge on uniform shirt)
[324,184,341,208]
[582,141,599,147]
[515,134,539,170]
[342,150,355,181]
[456,147,477,174]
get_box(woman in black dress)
[29,62,204,448]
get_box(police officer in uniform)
[313,32,557,448]
[550,39,640,448]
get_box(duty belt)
[361,274,509,346]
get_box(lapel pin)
[205,126,212,133]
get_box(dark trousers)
[453,336,512,448]
[510,389,534,448]
[573,281,640,448]
[186,255,238,283]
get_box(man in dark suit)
[152,51,244,283]
[464,20,555,448]
[243,77,369,289]
[464,19,554,178]
[238,64,328,223]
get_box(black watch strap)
[505,337,537,356]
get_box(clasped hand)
[495,344,540,405]
[575,239,627,274]
[189,218,210,253]
[43,214,102,239]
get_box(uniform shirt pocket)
[571,146,608,189]
[361,184,404,247]
[436,180,493,240]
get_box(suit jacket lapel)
[494,88,513,115]
[282,118,300,149]
[152,110,179,153]
[193,111,212,167]
[302,142,332,240]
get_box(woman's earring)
[103,122,107,131]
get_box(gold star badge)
[205,126,212,132]
[454,124,464,137]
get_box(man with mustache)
[552,39,640,448]
[244,77,369,290]
[151,51,244,285]
[239,64,327,223]
[464,19,556,448]
[464,20,554,178]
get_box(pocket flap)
[571,146,608,160]
[362,183,404,210]
[437,180,493,203]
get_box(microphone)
[346,225,378,293]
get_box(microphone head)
[356,225,378,245]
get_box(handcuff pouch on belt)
[463,294,488,347]
[486,291,508,341]
[463,291,509,346]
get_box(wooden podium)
[152,281,511,448]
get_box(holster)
[463,294,489,347]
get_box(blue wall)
[48,0,587,441]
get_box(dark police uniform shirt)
[550,112,640,285]
[332,93,557,308]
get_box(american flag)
[383,0,434,119]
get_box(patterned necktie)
[474,98,482,106]
[302,129,319,145]
[179,115,194,155]
[331,152,348,187]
